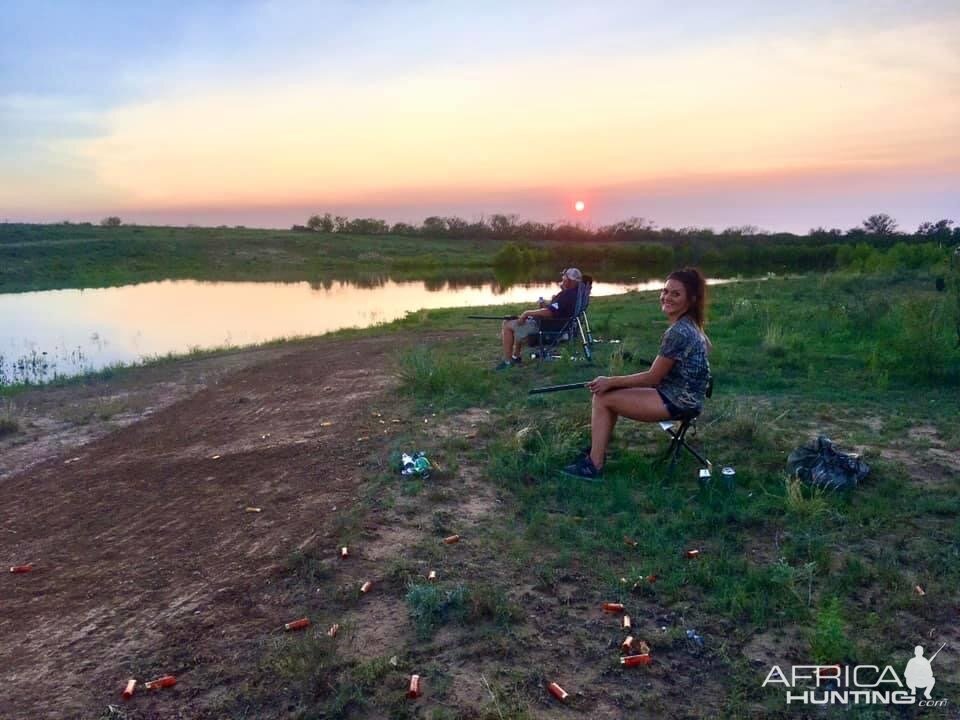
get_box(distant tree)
[306,213,335,232]
[489,213,519,238]
[100,216,122,227]
[444,216,469,237]
[333,216,349,233]
[721,225,760,237]
[862,213,898,235]
[421,216,447,236]
[390,222,418,235]
[917,219,954,246]
[808,227,843,242]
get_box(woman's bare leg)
[590,388,671,469]
[501,320,515,360]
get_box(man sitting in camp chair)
[495,267,583,370]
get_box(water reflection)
[0,276,672,385]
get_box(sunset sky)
[2,0,958,232]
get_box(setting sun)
[574,200,585,212]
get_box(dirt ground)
[1,335,434,719]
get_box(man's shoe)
[562,455,603,482]
[494,360,514,371]
[510,356,523,366]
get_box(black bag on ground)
[787,435,870,490]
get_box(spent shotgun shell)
[621,636,635,653]
[9,564,33,574]
[428,570,437,582]
[685,549,700,559]
[360,580,373,593]
[407,674,422,699]
[340,546,349,559]
[442,534,460,544]
[327,623,340,637]
[284,618,310,631]
[144,675,177,690]
[623,614,632,630]
[546,682,569,701]
[620,654,652,667]
[602,602,625,613]
[121,679,137,700]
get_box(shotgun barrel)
[528,382,589,395]
[466,315,518,320]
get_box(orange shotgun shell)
[327,623,340,637]
[621,654,652,667]
[646,574,658,583]
[547,681,569,701]
[602,602,625,613]
[622,615,632,630]
[443,534,460,544]
[284,618,311,631]
[340,546,349,559]
[121,679,137,700]
[407,674,423,699]
[685,549,700,559]
[360,581,373,593]
[9,564,33,574]
[144,675,177,690]
[623,536,638,548]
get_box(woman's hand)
[586,376,615,394]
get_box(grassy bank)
[186,271,958,718]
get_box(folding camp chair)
[529,276,594,362]
[658,375,713,476]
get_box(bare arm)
[586,355,676,394]
[518,307,556,322]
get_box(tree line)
[295,212,958,249]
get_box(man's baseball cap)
[562,267,583,282]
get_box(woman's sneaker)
[562,455,602,482]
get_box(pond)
[1,277,673,384]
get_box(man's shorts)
[507,318,540,340]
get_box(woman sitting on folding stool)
[563,267,711,481]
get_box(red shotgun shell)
[621,654,652,667]
[9,564,33,574]
[443,534,460,544]
[340,546,349,559]
[546,681,569,701]
[407,674,422,698]
[602,602,625,613]
[360,580,373,593]
[144,675,177,690]
[685,549,700,559]
[121,678,137,700]
[284,618,310,631]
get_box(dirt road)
[1,335,409,719]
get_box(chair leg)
[577,318,593,361]
[661,420,710,476]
